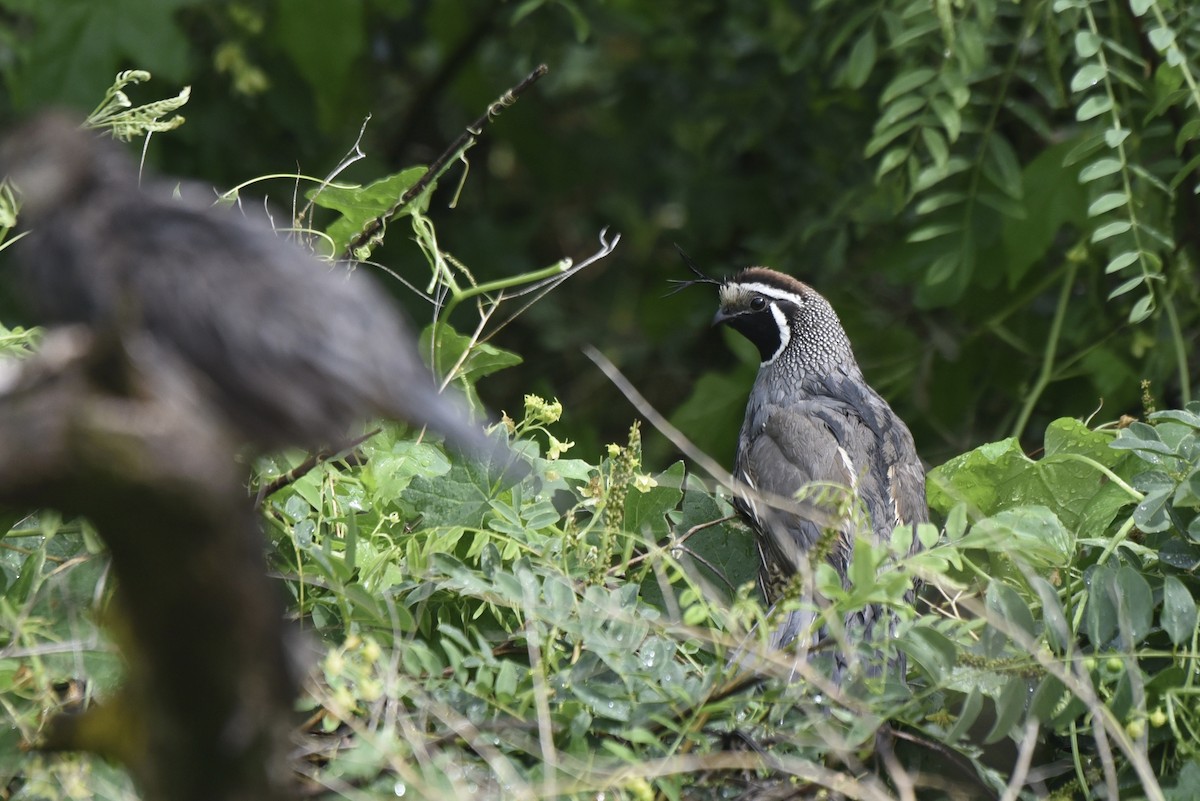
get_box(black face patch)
[725,308,782,362]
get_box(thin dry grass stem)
[571,751,899,801]
[522,592,560,800]
[999,717,1040,801]
[875,727,916,801]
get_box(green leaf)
[1114,566,1154,646]
[966,507,1074,570]
[881,67,937,104]
[1104,128,1132,148]
[907,223,959,243]
[1070,63,1105,92]
[983,581,1036,656]
[1129,294,1155,323]
[915,191,965,215]
[670,481,756,603]
[1089,192,1128,217]
[1162,575,1198,646]
[921,127,949,168]
[1108,275,1144,299]
[275,0,365,129]
[1091,220,1132,243]
[875,147,910,180]
[841,29,877,89]
[1075,95,1114,121]
[402,437,522,528]
[1129,0,1153,14]
[1032,576,1070,653]
[930,95,963,143]
[624,462,684,540]
[984,676,1029,744]
[878,95,926,128]
[985,135,1023,199]
[1106,251,1140,273]
[1063,132,1108,166]
[897,625,957,683]
[419,323,523,413]
[1079,158,1122,183]
[1001,139,1088,285]
[1133,486,1172,533]
[12,0,197,109]
[308,167,429,256]
[945,688,984,743]
[1147,27,1175,53]
[1030,674,1069,723]
[1074,31,1102,58]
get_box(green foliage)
[2,2,1200,793]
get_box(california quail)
[0,112,488,454]
[683,255,927,675]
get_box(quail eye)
[749,296,767,311]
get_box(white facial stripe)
[735,282,807,307]
[761,303,791,365]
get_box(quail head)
[687,256,927,674]
[0,112,492,456]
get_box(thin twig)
[254,428,381,505]
[341,64,549,260]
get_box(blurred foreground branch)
[0,327,297,801]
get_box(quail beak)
[712,307,735,327]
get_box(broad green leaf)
[1002,139,1088,285]
[308,167,429,256]
[927,437,1030,517]
[1129,0,1152,14]
[673,477,757,602]
[402,438,522,528]
[623,462,685,540]
[275,0,365,129]
[419,323,523,413]
[1133,485,1172,532]
[1162,575,1198,646]
[966,507,1074,569]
